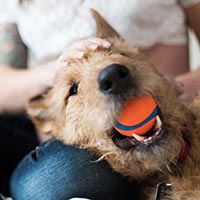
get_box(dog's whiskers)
[90,152,114,163]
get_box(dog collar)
[154,126,190,200]
[178,126,190,162]
[178,139,189,162]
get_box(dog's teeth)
[131,116,162,144]
[132,133,145,141]
[154,116,162,130]
[155,128,161,135]
[144,137,153,142]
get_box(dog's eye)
[69,82,79,96]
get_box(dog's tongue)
[114,96,157,137]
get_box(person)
[0,0,200,199]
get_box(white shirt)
[0,0,199,65]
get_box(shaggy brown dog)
[27,10,200,199]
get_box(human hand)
[164,73,196,101]
[59,37,111,63]
[37,38,111,89]
[176,71,199,101]
[163,73,184,97]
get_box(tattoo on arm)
[0,23,28,68]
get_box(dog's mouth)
[112,115,164,150]
[112,114,164,150]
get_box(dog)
[27,10,200,199]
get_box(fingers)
[69,37,111,50]
[163,73,184,97]
[87,37,111,48]
[59,37,111,62]
[40,37,111,88]
[59,49,86,62]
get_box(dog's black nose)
[98,64,131,95]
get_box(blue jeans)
[10,139,136,200]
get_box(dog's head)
[27,10,193,179]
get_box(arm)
[0,23,58,114]
[0,61,57,114]
[0,24,111,114]
[175,3,200,99]
[184,2,200,40]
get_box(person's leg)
[10,139,137,200]
[0,115,39,196]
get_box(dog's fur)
[27,10,200,199]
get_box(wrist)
[27,66,51,98]
[31,60,58,88]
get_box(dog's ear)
[26,95,60,135]
[91,9,124,43]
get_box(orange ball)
[114,96,157,137]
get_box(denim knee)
[10,139,136,200]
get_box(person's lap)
[10,139,137,200]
